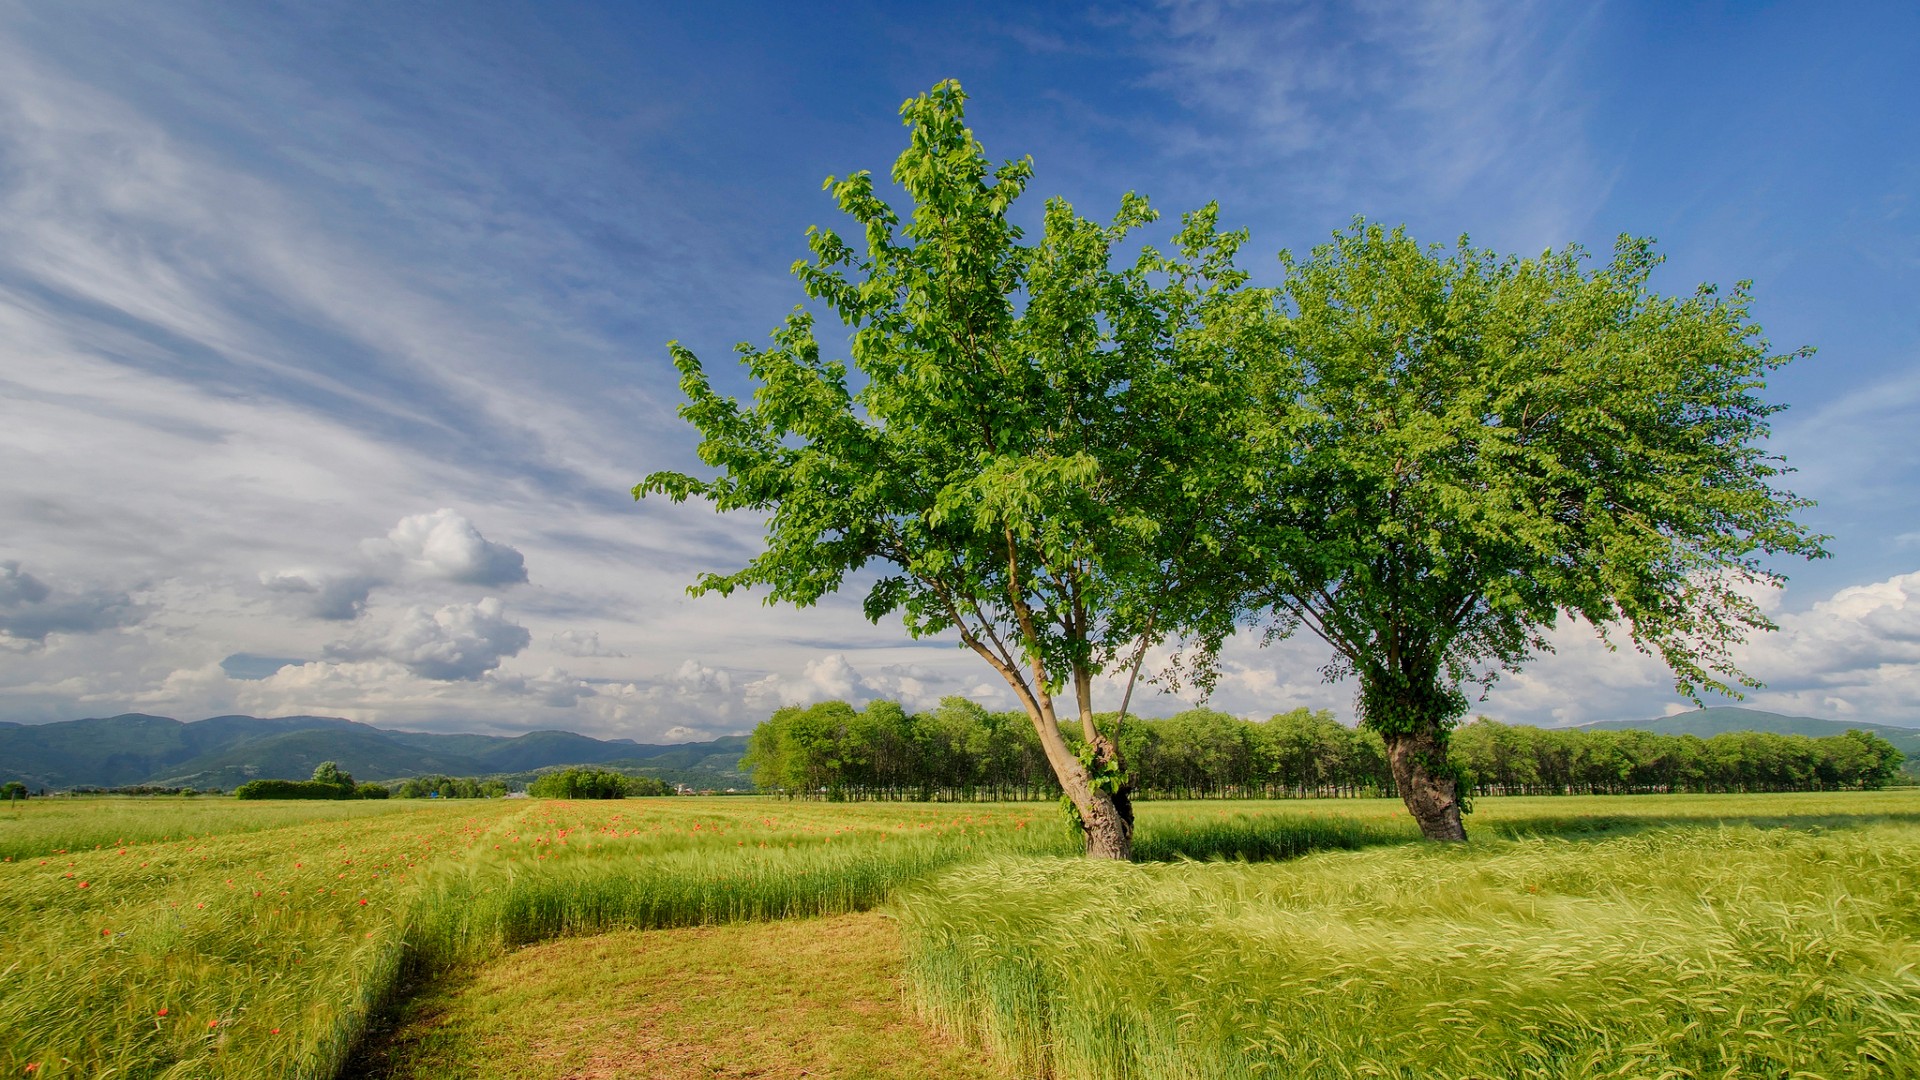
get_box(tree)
[2,781,25,802]
[1242,223,1826,838]
[638,82,1261,858]
[311,761,355,791]
[528,767,628,799]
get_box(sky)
[1,0,1917,739]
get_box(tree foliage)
[639,81,1264,857]
[1242,223,1826,838]
[527,767,669,799]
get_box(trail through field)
[359,912,1003,1080]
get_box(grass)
[899,798,1920,1079]
[358,911,1003,1079]
[5,791,1918,1078]
[0,796,426,861]
[0,797,1069,1078]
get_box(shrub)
[232,779,355,800]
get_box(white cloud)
[259,569,378,621]
[487,666,596,708]
[365,508,528,586]
[552,628,625,658]
[0,560,143,643]
[262,510,525,621]
[324,597,531,681]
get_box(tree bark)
[1384,727,1466,841]
[1078,785,1134,859]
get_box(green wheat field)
[4,792,1918,1078]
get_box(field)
[3,792,1918,1078]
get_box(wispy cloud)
[1128,0,1609,249]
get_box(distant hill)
[0,713,753,791]
[1577,707,1920,766]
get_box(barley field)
[903,794,1920,1080]
[3,792,1917,1078]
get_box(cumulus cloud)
[488,666,596,708]
[260,569,379,621]
[552,629,625,658]
[0,560,143,643]
[738,653,981,713]
[324,597,531,680]
[262,510,525,621]
[1733,570,1920,719]
[364,508,528,586]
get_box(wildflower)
[157,1008,168,1017]
[77,881,89,889]
[271,1028,280,1035]
[358,898,368,906]
[208,1019,219,1029]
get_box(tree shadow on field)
[1131,812,1419,864]
[1131,803,1920,865]
[1483,808,1920,842]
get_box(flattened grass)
[362,912,1004,1080]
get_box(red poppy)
[157,1007,168,1017]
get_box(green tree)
[638,82,1260,858]
[1,781,25,802]
[311,761,355,791]
[1243,223,1825,839]
[528,767,628,799]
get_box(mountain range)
[3,705,1913,793]
[1574,706,1920,761]
[0,713,750,791]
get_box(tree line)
[745,699,1906,800]
[234,761,390,800]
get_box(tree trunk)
[1076,785,1134,859]
[1384,727,1466,841]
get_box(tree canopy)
[639,81,1265,858]
[1241,223,1826,838]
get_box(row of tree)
[394,774,511,799]
[744,699,1907,800]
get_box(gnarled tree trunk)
[1384,727,1466,841]
[1076,786,1134,859]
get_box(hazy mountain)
[1577,706,1920,759]
[0,713,750,791]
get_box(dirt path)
[354,911,1008,1079]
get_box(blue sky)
[2,0,1916,737]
